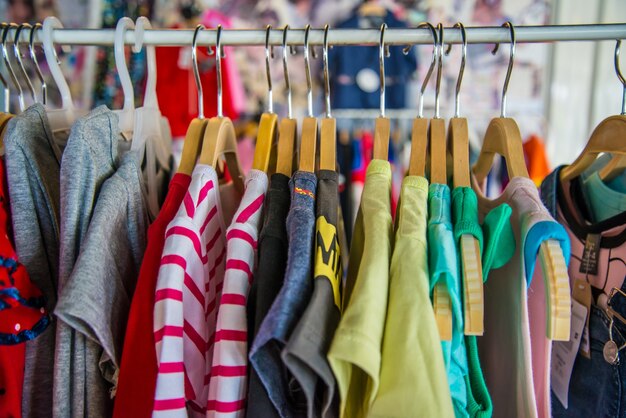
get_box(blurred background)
[0,0,625,171]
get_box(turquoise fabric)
[428,184,468,418]
[523,220,570,286]
[582,171,626,222]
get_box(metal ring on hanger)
[215,24,224,118]
[14,23,37,104]
[191,24,206,119]
[445,22,467,118]
[2,23,25,112]
[492,21,516,118]
[405,23,437,118]
[282,25,293,119]
[435,23,444,119]
[322,24,331,118]
[265,25,274,114]
[379,23,388,118]
[615,39,626,115]
[304,24,314,118]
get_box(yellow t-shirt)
[369,175,454,417]
[327,159,393,418]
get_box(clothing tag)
[579,233,601,276]
[572,279,592,358]
[551,299,587,409]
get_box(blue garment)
[328,10,416,110]
[249,171,318,418]
[428,184,468,418]
[540,167,626,418]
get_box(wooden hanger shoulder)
[276,118,297,177]
[560,114,626,181]
[252,112,279,173]
[299,116,318,173]
[408,118,428,177]
[472,117,529,184]
[450,117,470,188]
[430,118,447,184]
[176,118,208,176]
[373,116,391,161]
[198,116,245,194]
[319,117,336,171]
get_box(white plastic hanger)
[114,17,136,139]
[42,16,77,133]
[130,16,172,219]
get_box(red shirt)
[113,173,191,418]
[0,158,49,418]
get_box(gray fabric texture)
[249,170,317,418]
[54,151,147,417]
[282,169,342,418]
[4,104,64,418]
[53,106,122,418]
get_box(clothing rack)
[9,23,626,47]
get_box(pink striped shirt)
[207,170,268,418]
[153,165,238,418]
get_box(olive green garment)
[369,175,454,418]
[327,160,393,418]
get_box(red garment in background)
[0,158,49,418]
[523,134,551,187]
[155,24,240,137]
[112,173,192,418]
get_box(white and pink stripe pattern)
[207,170,268,418]
[153,165,230,418]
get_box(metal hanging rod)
[4,23,626,47]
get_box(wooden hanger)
[372,23,390,162]
[567,40,626,183]
[319,25,336,172]
[252,26,280,174]
[197,26,244,194]
[176,25,210,176]
[406,23,436,177]
[444,23,485,335]
[298,25,319,173]
[472,22,570,341]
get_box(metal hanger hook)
[435,23,444,119]
[445,22,467,118]
[0,23,10,112]
[304,24,315,117]
[29,23,46,105]
[265,25,274,114]
[2,23,25,112]
[282,25,294,119]
[322,24,331,118]
[379,23,388,118]
[215,25,224,117]
[615,39,626,115]
[191,24,206,119]
[14,23,37,104]
[408,22,437,118]
[492,21,516,118]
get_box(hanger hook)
[379,23,388,118]
[265,25,274,114]
[0,24,9,112]
[405,22,437,118]
[14,23,37,104]
[615,40,626,115]
[215,25,224,118]
[322,24,332,118]
[435,23,444,119]
[192,24,206,119]
[29,23,46,105]
[303,24,315,117]
[492,21,516,118]
[445,22,467,118]
[282,25,293,119]
[3,23,25,112]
